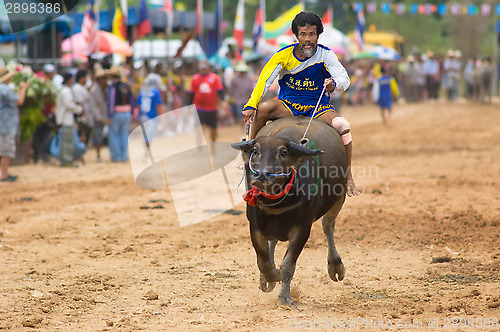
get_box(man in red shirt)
[189,60,224,148]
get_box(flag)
[437,4,447,16]
[395,4,405,15]
[112,0,128,41]
[195,0,203,35]
[161,0,174,35]
[481,4,490,16]
[353,8,365,52]
[450,4,461,16]
[381,3,391,14]
[137,0,152,39]
[233,0,245,60]
[467,5,478,16]
[409,4,418,15]
[81,0,98,53]
[197,0,222,59]
[321,6,333,28]
[252,5,263,51]
[265,3,303,39]
[366,3,376,14]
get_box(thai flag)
[353,8,365,52]
[252,6,263,51]
[233,0,245,60]
[161,0,174,35]
[81,0,98,53]
[137,0,152,39]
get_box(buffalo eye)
[278,147,287,158]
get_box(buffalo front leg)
[250,224,281,292]
[322,198,346,282]
[278,227,311,308]
[259,240,278,292]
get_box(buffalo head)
[231,137,323,194]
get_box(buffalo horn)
[289,141,324,156]
[231,139,255,151]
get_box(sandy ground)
[0,101,499,331]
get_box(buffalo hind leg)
[259,240,278,292]
[278,227,310,308]
[250,224,281,291]
[322,197,346,282]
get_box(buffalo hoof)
[259,273,276,292]
[278,296,297,309]
[328,261,345,282]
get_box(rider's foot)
[347,172,360,197]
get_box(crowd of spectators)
[0,47,498,182]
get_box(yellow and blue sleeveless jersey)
[243,43,350,115]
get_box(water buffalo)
[231,116,347,307]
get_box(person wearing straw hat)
[241,11,359,196]
[228,62,254,126]
[0,67,29,182]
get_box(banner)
[265,3,303,39]
[352,2,499,16]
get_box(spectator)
[188,60,224,150]
[476,57,493,104]
[89,67,108,162]
[0,67,29,182]
[33,66,58,164]
[423,51,440,100]
[42,63,63,90]
[107,66,134,162]
[72,69,94,146]
[464,57,476,101]
[442,50,461,101]
[228,62,254,127]
[405,56,419,103]
[55,73,83,167]
[135,73,166,145]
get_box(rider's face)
[296,25,318,58]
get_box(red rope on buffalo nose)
[243,168,296,206]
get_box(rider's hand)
[324,78,336,93]
[242,108,255,124]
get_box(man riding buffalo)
[242,11,360,197]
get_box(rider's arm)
[243,49,286,111]
[324,50,350,93]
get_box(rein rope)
[248,152,294,177]
[242,168,296,206]
[301,85,327,142]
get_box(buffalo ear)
[289,141,324,156]
[231,139,255,151]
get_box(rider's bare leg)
[318,112,360,197]
[249,100,292,139]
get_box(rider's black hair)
[291,11,324,37]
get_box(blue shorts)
[280,99,336,118]
[378,98,392,110]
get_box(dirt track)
[1,101,499,331]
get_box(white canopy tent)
[132,39,205,59]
